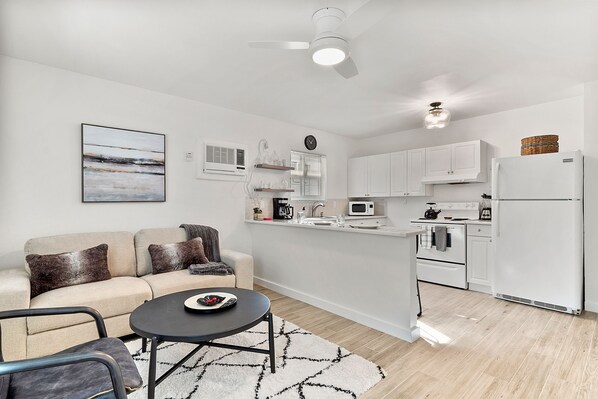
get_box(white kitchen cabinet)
[348,157,368,197]
[467,223,493,294]
[390,151,408,196]
[424,145,452,178]
[390,149,432,197]
[347,154,390,197]
[423,140,487,184]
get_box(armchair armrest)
[0,307,106,362]
[221,249,254,290]
[0,306,106,335]
[0,351,128,399]
[0,268,30,361]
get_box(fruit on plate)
[197,295,226,306]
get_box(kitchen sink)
[301,216,337,225]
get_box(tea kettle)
[424,203,442,220]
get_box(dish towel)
[435,226,448,252]
[180,224,221,262]
[420,226,433,249]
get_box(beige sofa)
[0,227,253,361]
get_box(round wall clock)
[304,135,317,151]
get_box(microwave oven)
[349,201,374,216]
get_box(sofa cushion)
[27,277,152,335]
[25,232,136,277]
[141,270,235,298]
[148,237,209,275]
[26,244,111,298]
[135,228,187,276]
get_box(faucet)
[311,201,325,217]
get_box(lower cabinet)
[467,224,493,294]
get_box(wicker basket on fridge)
[521,135,559,155]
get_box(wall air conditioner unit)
[203,142,247,176]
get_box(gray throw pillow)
[26,244,111,298]
[148,237,209,275]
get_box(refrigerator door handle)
[492,161,500,199]
[493,200,500,238]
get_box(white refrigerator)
[492,151,583,314]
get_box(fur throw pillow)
[148,237,209,275]
[26,244,111,298]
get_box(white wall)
[0,56,354,270]
[353,97,585,227]
[584,81,598,311]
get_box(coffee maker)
[273,198,294,220]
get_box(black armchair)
[0,307,142,399]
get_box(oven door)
[411,223,466,264]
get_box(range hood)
[421,170,487,184]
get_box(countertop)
[410,218,492,226]
[464,219,492,226]
[246,219,422,238]
[344,215,387,220]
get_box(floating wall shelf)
[254,164,294,171]
[254,188,294,193]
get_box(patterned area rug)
[127,316,385,398]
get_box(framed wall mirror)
[290,151,326,200]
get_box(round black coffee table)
[130,288,275,399]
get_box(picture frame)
[81,124,166,202]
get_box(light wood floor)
[256,282,597,399]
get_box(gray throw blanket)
[180,224,222,262]
[435,226,447,252]
[189,262,234,276]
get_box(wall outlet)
[185,152,194,162]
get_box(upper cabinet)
[348,154,390,197]
[348,140,488,198]
[347,156,368,197]
[390,149,433,197]
[422,140,487,184]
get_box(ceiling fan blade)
[248,41,310,50]
[336,0,397,39]
[334,57,359,79]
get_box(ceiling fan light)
[310,36,349,66]
[312,47,346,66]
[424,102,451,129]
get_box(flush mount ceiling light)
[424,102,451,129]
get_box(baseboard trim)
[585,300,598,313]
[468,283,492,295]
[254,276,420,343]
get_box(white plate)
[184,292,238,312]
[349,224,379,230]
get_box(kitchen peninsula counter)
[245,219,421,237]
[246,220,422,343]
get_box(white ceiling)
[1,0,597,138]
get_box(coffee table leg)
[268,312,276,373]
[142,337,147,353]
[148,336,158,399]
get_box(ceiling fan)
[248,0,395,79]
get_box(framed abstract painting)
[82,124,166,202]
